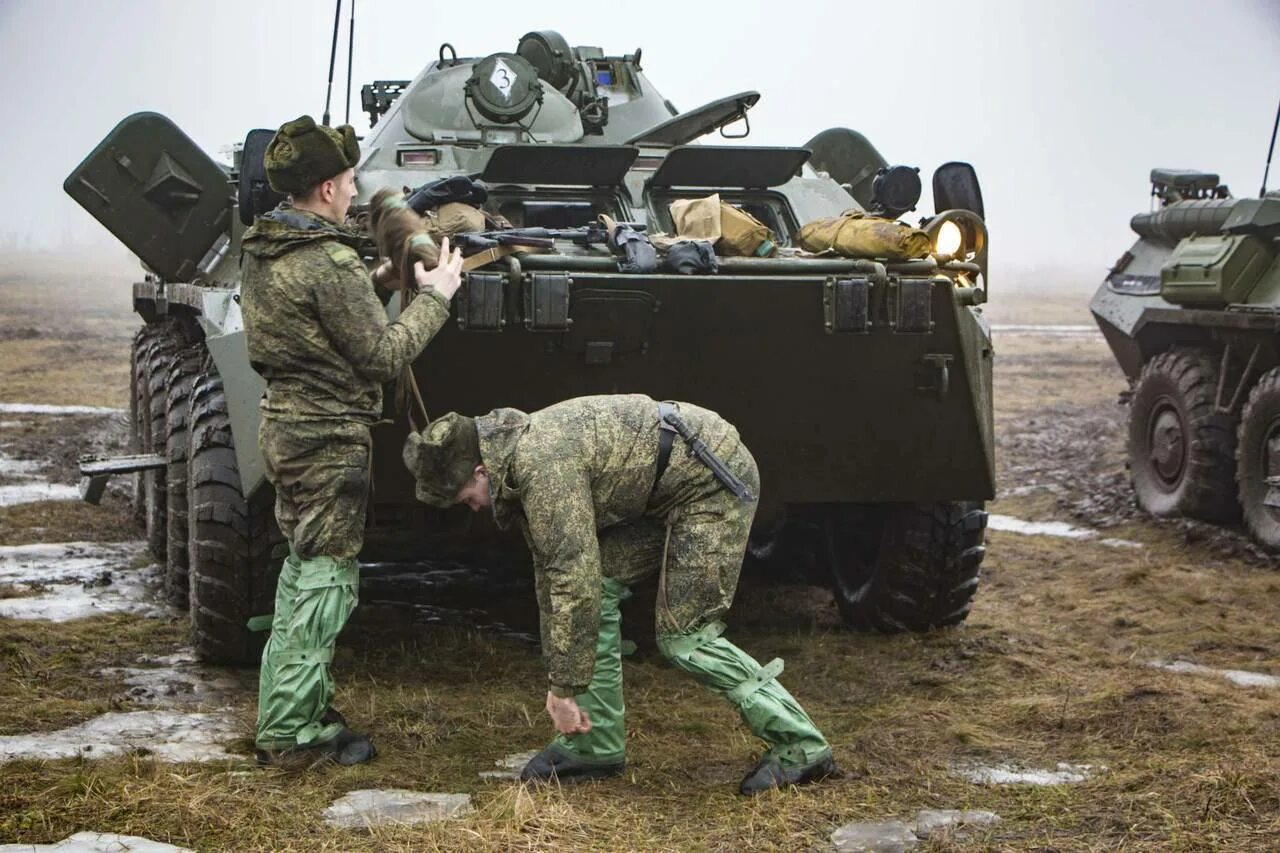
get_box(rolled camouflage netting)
[369,187,441,292]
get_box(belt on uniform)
[653,401,677,491]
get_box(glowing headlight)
[934,220,963,256]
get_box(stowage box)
[1160,233,1274,306]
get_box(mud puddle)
[0,406,131,488]
[356,558,539,644]
[0,541,167,621]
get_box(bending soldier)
[241,115,463,766]
[404,394,836,794]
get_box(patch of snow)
[0,421,23,429]
[0,403,123,416]
[0,542,165,621]
[0,449,75,507]
[98,662,243,708]
[0,453,44,477]
[830,820,919,852]
[913,809,1001,839]
[954,761,1098,786]
[991,324,1100,338]
[987,514,1142,549]
[0,710,239,763]
[0,831,193,852]
[479,749,539,781]
[0,482,82,507]
[323,790,473,829]
[1150,659,1280,689]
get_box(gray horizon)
[1,0,1277,284]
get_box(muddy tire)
[142,322,182,560]
[1128,348,1239,522]
[130,326,162,526]
[186,367,281,665]
[1236,367,1280,550]
[826,502,987,633]
[162,345,205,609]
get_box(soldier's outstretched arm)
[313,241,462,383]
[519,460,603,698]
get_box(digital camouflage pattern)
[241,203,450,424]
[473,394,760,693]
[259,418,370,561]
[243,201,451,751]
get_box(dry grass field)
[1,256,1277,851]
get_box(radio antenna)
[344,0,355,124]
[1262,98,1279,197]
[321,0,342,126]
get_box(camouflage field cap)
[402,413,482,508]
[265,115,361,195]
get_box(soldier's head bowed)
[402,413,486,509]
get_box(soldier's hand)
[546,691,592,735]
[413,236,465,299]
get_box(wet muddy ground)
[1,261,1278,850]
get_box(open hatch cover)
[626,91,760,147]
[481,144,638,186]
[63,112,231,281]
[649,145,811,188]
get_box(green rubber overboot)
[657,621,833,788]
[255,555,360,751]
[523,578,629,782]
[255,547,302,715]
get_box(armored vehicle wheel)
[187,367,282,664]
[1236,367,1280,550]
[162,345,205,609]
[826,502,987,633]
[1128,348,1239,522]
[143,322,182,559]
[130,326,162,526]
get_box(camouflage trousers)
[259,417,372,561]
[558,445,830,768]
[600,442,761,635]
[256,417,370,748]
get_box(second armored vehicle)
[1092,166,1280,548]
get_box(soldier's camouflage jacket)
[241,203,450,424]
[476,394,751,693]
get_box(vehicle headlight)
[934,220,963,256]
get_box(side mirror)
[932,161,984,220]
[238,129,286,227]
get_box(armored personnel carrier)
[1091,168,1280,548]
[66,31,994,663]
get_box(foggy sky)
[1,0,1277,284]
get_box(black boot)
[520,743,624,784]
[739,752,838,795]
[255,726,376,768]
